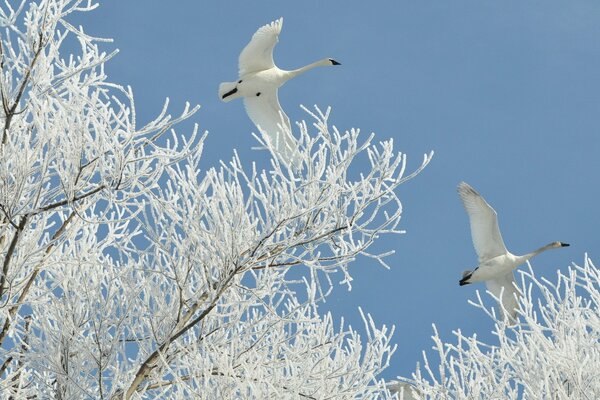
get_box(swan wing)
[243,89,300,167]
[239,18,283,76]
[485,272,519,321]
[458,182,508,262]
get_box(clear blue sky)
[77,1,600,380]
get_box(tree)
[403,256,600,399]
[0,1,431,398]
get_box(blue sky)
[77,1,600,380]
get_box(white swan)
[386,380,421,399]
[219,18,340,168]
[457,181,569,320]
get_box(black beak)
[560,242,570,247]
[222,87,238,99]
[329,59,341,65]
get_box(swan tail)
[459,270,473,286]
[219,81,241,102]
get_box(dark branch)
[0,216,28,300]
[36,184,106,214]
[2,33,45,146]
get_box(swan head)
[557,242,570,247]
[328,58,341,65]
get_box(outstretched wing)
[243,89,300,168]
[458,182,508,262]
[486,272,519,321]
[239,18,283,76]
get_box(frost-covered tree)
[403,257,600,399]
[0,1,431,398]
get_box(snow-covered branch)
[408,256,600,399]
[0,1,431,398]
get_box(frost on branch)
[409,256,600,399]
[116,104,430,398]
[0,1,431,398]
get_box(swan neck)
[516,243,558,264]
[288,59,329,78]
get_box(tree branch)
[0,216,28,300]
[2,33,45,146]
[0,212,75,351]
[35,184,106,214]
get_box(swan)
[219,18,340,168]
[386,380,421,399]
[457,181,569,320]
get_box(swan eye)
[256,92,261,97]
[238,80,243,84]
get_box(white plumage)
[457,181,569,320]
[238,18,282,76]
[219,18,340,168]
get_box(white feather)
[243,90,300,168]
[457,181,508,262]
[485,272,519,320]
[238,18,282,77]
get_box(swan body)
[219,18,340,168]
[457,181,569,320]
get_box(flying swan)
[219,17,340,168]
[457,181,569,320]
